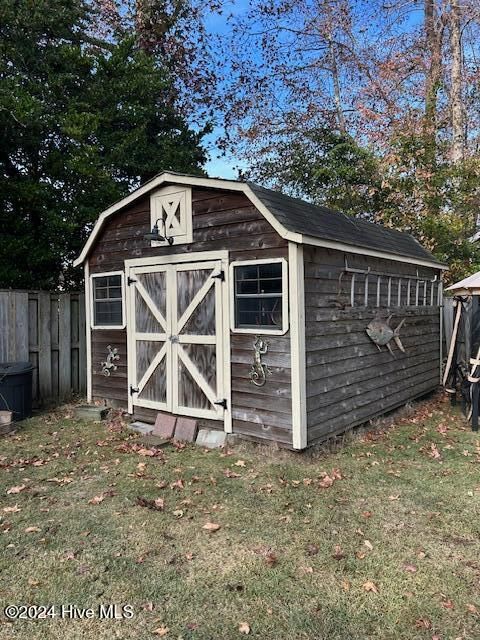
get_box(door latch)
[211,271,225,282]
[169,335,179,343]
[129,385,139,395]
[127,276,137,286]
[214,399,227,410]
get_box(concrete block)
[196,429,227,449]
[153,413,176,438]
[75,405,109,422]
[130,421,154,436]
[174,417,198,443]
[139,435,170,448]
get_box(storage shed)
[74,172,446,449]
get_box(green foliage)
[254,127,480,283]
[381,134,480,283]
[0,0,207,290]
[251,129,385,218]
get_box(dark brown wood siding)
[88,186,292,445]
[304,246,441,445]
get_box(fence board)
[0,289,86,406]
[59,294,72,399]
[38,292,52,400]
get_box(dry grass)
[0,396,479,639]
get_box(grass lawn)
[0,396,480,640]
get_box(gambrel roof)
[74,172,446,269]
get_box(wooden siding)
[304,246,441,444]
[88,187,291,445]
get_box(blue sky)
[202,1,249,179]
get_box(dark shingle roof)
[247,182,444,266]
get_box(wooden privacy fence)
[0,290,86,405]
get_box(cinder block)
[139,435,170,448]
[196,429,226,449]
[174,417,198,443]
[130,421,154,436]
[152,413,176,438]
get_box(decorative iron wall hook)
[101,345,120,376]
[250,336,271,387]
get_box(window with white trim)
[231,259,288,334]
[91,272,125,328]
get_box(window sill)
[231,326,288,336]
[91,324,126,330]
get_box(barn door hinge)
[129,385,139,395]
[211,270,225,282]
[214,398,227,410]
[127,276,137,286]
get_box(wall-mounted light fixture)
[143,218,174,245]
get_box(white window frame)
[90,270,126,329]
[229,258,289,335]
[149,185,193,247]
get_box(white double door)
[126,259,226,421]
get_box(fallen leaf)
[388,494,400,501]
[264,551,277,566]
[234,460,246,467]
[442,599,454,610]
[342,579,351,591]
[173,509,184,518]
[364,540,373,551]
[363,580,378,593]
[415,618,431,629]
[3,505,21,513]
[170,479,184,490]
[143,602,154,612]
[88,494,105,505]
[300,565,314,574]
[428,443,441,459]
[203,522,221,533]
[362,511,373,518]
[25,526,41,533]
[332,545,346,560]
[153,626,169,636]
[28,578,40,586]
[403,563,417,573]
[7,484,26,495]
[466,603,478,614]
[318,475,334,488]
[224,469,241,478]
[136,497,165,511]
[306,543,319,556]
[238,622,250,635]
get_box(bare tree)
[450,0,465,162]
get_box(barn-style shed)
[75,172,446,449]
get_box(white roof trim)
[446,270,480,294]
[300,234,447,270]
[74,173,300,266]
[74,171,445,270]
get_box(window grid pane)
[234,263,283,329]
[93,275,123,326]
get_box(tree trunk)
[423,0,443,170]
[450,0,464,163]
[329,41,347,135]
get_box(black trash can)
[0,362,34,421]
